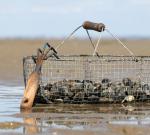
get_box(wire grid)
[23,55,150,103]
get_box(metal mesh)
[23,55,150,103]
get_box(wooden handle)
[82,21,105,32]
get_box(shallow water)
[0,83,150,135]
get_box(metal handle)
[82,21,105,32]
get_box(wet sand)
[1,103,150,135]
[0,38,150,84]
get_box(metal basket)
[23,55,150,104]
[22,21,150,104]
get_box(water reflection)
[0,103,150,134]
[13,104,150,133]
[21,109,39,134]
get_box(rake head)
[32,43,59,64]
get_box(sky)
[0,0,150,38]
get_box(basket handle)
[82,21,105,32]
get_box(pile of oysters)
[35,78,150,104]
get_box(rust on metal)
[82,21,105,32]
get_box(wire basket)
[22,21,150,104]
[23,55,150,104]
